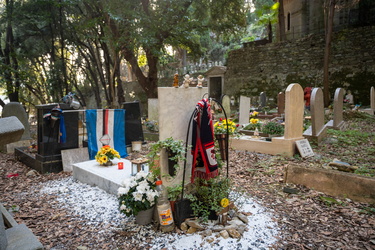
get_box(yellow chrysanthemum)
[220,198,230,208]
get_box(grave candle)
[118,162,124,170]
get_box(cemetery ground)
[1,111,374,249]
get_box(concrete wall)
[225,25,375,106]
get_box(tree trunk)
[278,0,286,41]
[323,0,336,107]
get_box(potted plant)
[117,171,159,225]
[186,176,231,222]
[261,121,284,137]
[147,137,187,178]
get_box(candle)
[118,162,124,170]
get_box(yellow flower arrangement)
[214,118,240,135]
[95,145,120,165]
[250,111,259,118]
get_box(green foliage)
[166,184,183,201]
[359,206,375,215]
[147,137,187,178]
[354,166,375,177]
[187,176,231,222]
[262,121,284,135]
[327,129,371,148]
[319,196,345,207]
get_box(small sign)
[295,139,314,158]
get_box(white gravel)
[40,176,280,249]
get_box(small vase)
[101,160,113,167]
[135,206,154,225]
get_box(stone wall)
[225,25,375,106]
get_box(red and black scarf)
[191,99,218,182]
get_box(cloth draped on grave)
[86,109,128,160]
[191,98,218,182]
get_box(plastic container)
[156,180,175,232]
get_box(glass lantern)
[131,158,149,176]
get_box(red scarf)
[191,99,218,182]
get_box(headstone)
[206,66,226,102]
[345,90,354,104]
[277,92,285,115]
[221,95,231,117]
[326,88,345,129]
[158,87,208,187]
[123,101,144,146]
[61,147,90,172]
[148,98,159,122]
[2,102,31,140]
[0,117,24,148]
[284,84,304,139]
[239,96,250,125]
[259,92,267,107]
[303,88,327,143]
[295,139,314,158]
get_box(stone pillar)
[284,84,304,139]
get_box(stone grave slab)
[0,117,25,148]
[2,102,31,140]
[73,158,146,195]
[61,147,90,172]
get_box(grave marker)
[363,86,375,115]
[303,88,327,143]
[2,102,31,140]
[277,92,285,115]
[239,96,250,125]
[259,92,267,107]
[148,98,159,122]
[326,88,345,129]
[221,95,231,117]
[295,139,314,158]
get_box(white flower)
[135,171,148,181]
[117,187,128,196]
[133,191,143,201]
[120,204,127,211]
[146,190,158,203]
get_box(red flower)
[219,118,223,121]
[236,124,240,127]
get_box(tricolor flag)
[86,109,128,159]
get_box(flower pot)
[215,134,228,161]
[135,206,155,225]
[132,141,142,152]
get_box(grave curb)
[285,164,375,204]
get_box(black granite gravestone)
[123,101,144,146]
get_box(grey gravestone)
[326,88,345,129]
[260,92,267,107]
[221,95,231,116]
[2,102,31,140]
[277,92,285,114]
[0,117,24,147]
[61,147,90,172]
[239,96,250,125]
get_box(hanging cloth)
[86,109,128,159]
[43,105,66,143]
[191,98,218,182]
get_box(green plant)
[186,176,231,222]
[354,166,375,177]
[319,196,345,207]
[213,118,240,135]
[144,119,159,132]
[261,121,284,135]
[117,172,159,216]
[166,184,183,201]
[147,137,187,178]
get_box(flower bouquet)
[95,145,120,166]
[213,118,240,136]
[117,171,159,217]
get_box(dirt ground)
[1,111,374,249]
